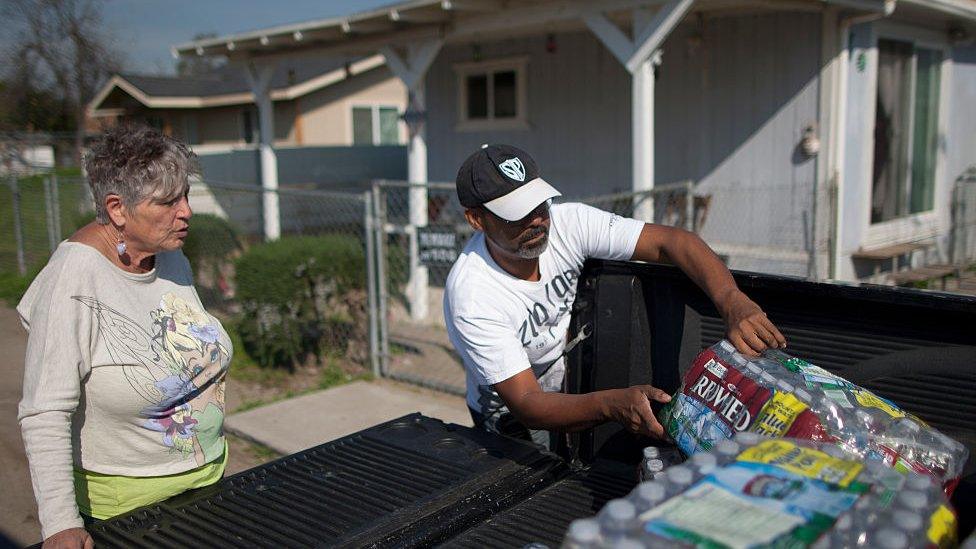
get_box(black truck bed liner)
[65,261,976,547]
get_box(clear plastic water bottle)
[891,509,925,542]
[641,458,665,482]
[562,518,601,549]
[904,473,933,492]
[734,431,762,447]
[895,490,931,513]
[660,465,694,497]
[598,499,638,543]
[871,527,909,549]
[630,481,667,514]
[714,439,741,464]
[689,452,718,481]
[642,446,661,461]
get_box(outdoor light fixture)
[801,124,820,157]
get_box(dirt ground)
[0,306,278,547]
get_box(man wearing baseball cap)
[444,144,786,447]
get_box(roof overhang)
[87,55,386,114]
[171,0,976,68]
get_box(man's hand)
[494,371,671,436]
[598,385,671,438]
[720,289,786,356]
[43,527,93,549]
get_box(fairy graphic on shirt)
[72,293,229,466]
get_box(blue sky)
[102,0,395,74]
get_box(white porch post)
[584,0,694,223]
[632,55,656,222]
[381,40,442,322]
[408,83,429,321]
[245,62,280,240]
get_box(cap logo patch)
[498,157,526,182]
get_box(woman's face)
[125,189,193,254]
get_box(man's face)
[469,200,552,260]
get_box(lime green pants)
[74,440,228,520]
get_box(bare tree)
[5,0,122,163]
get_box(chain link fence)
[4,172,973,395]
[1,174,92,276]
[951,167,976,268]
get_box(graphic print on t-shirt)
[517,268,578,350]
[73,293,228,465]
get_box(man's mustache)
[520,226,547,244]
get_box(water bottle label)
[851,390,907,419]
[736,440,864,488]
[641,482,804,547]
[659,349,772,455]
[927,504,958,548]
[751,392,810,437]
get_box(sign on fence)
[418,225,459,267]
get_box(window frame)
[863,22,952,249]
[350,104,402,146]
[453,56,530,132]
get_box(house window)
[454,57,529,131]
[352,105,400,145]
[871,38,943,224]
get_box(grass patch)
[226,433,281,462]
[0,269,37,306]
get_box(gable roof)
[89,54,385,112]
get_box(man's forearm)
[508,391,610,432]
[662,229,741,316]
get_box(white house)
[173,0,976,287]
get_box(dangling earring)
[116,229,127,256]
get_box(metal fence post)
[372,183,391,377]
[44,176,58,252]
[51,172,61,242]
[364,189,381,379]
[9,175,27,275]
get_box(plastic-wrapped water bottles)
[566,436,959,549]
[657,339,969,494]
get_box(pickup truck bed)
[71,261,976,547]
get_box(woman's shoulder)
[17,242,102,322]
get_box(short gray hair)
[84,125,199,224]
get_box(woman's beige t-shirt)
[17,242,232,538]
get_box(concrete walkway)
[0,306,40,547]
[224,379,472,455]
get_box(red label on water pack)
[681,349,773,432]
[783,409,833,442]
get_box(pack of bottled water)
[656,340,968,494]
[565,436,959,548]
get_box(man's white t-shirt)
[444,202,645,425]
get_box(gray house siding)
[947,45,976,188]
[657,12,822,276]
[426,12,822,276]
[425,30,632,197]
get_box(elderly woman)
[18,126,231,547]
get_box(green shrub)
[234,234,368,370]
[182,214,242,308]
[182,213,242,273]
